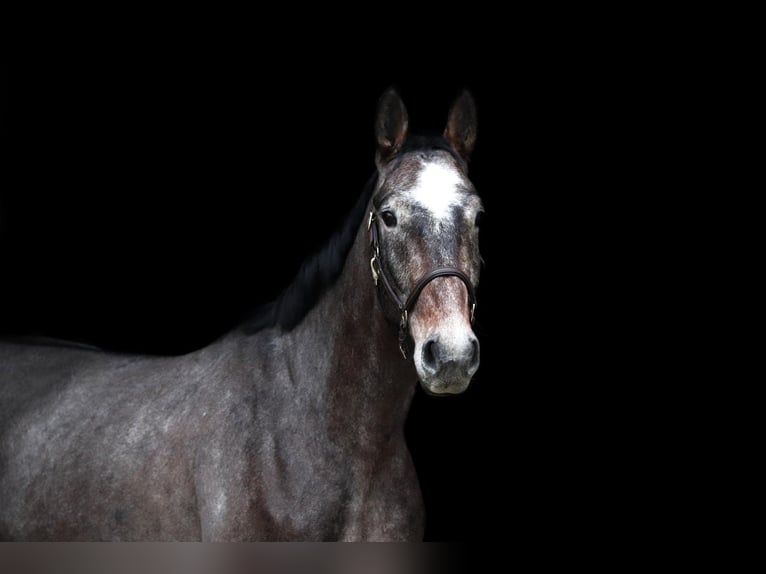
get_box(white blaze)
[408,161,463,220]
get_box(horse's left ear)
[444,90,478,162]
[375,87,409,166]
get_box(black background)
[2,24,665,547]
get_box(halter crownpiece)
[368,210,477,359]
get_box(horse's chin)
[418,377,472,396]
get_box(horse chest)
[196,427,422,541]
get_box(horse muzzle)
[414,331,480,395]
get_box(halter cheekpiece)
[367,210,477,359]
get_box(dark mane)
[242,172,378,334]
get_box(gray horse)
[0,87,483,541]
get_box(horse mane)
[241,134,463,335]
[241,172,378,334]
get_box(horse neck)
[286,213,417,450]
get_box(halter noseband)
[368,210,477,359]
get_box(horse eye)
[475,211,484,227]
[381,210,397,227]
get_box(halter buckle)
[398,310,409,359]
[367,210,375,231]
[370,256,379,286]
[470,302,476,322]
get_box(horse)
[0,87,484,541]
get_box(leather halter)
[367,210,477,359]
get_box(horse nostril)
[469,338,480,371]
[422,339,439,371]
[421,337,479,376]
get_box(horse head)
[370,88,482,395]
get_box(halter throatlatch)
[368,210,477,359]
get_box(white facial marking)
[408,160,463,220]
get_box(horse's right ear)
[375,88,409,165]
[444,89,478,162]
